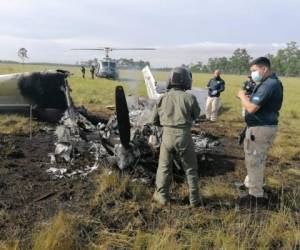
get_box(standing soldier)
[90,65,95,79]
[205,69,225,121]
[150,67,201,207]
[81,65,86,79]
[237,57,283,207]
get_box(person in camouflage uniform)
[150,67,201,207]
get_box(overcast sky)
[0,0,299,67]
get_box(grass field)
[0,63,299,249]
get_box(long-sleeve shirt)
[150,88,200,128]
[207,77,225,97]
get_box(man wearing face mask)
[206,69,225,122]
[237,57,283,207]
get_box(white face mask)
[251,70,263,83]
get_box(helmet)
[167,67,192,90]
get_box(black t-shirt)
[245,73,283,127]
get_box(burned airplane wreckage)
[0,69,222,181]
[44,72,222,181]
[0,70,71,121]
[0,69,106,123]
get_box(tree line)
[117,58,150,69]
[188,41,300,76]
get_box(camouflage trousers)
[244,126,277,197]
[155,127,200,205]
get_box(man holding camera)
[237,57,283,206]
[206,69,225,122]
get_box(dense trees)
[117,58,150,69]
[189,48,252,75]
[189,41,300,76]
[267,41,300,76]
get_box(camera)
[242,76,256,95]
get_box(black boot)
[234,181,248,191]
[236,194,268,208]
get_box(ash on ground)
[46,98,223,182]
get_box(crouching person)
[150,67,201,207]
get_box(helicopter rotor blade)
[72,47,156,51]
[110,48,156,51]
[71,48,106,51]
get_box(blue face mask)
[251,71,262,83]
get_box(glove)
[211,90,218,96]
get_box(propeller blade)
[115,86,130,149]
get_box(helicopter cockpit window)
[102,62,109,67]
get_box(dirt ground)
[0,117,297,248]
[0,125,100,243]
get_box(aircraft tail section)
[142,66,161,100]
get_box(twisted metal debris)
[47,86,222,180]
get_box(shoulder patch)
[252,96,260,101]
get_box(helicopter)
[72,47,155,80]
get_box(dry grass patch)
[0,241,19,250]
[0,115,39,135]
[32,211,77,250]
[201,178,237,201]
[257,211,300,249]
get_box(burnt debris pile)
[47,109,112,178]
[0,70,222,182]
[46,86,223,183]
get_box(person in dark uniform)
[237,57,283,207]
[81,66,86,79]
[90,65,96,79]
[205,69,225,121]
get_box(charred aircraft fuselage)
[0,70,71,122]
